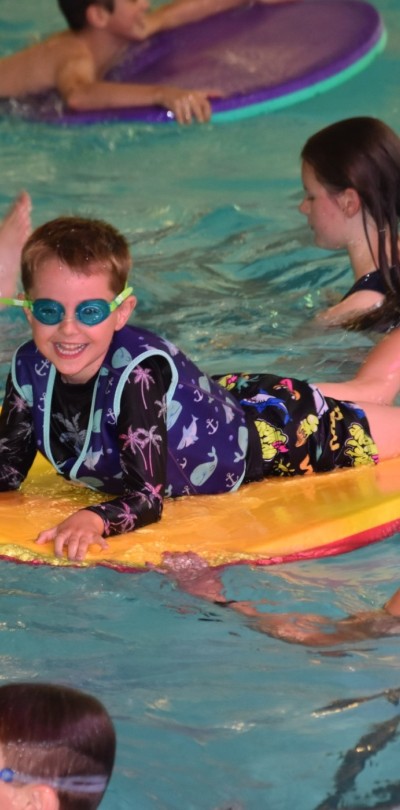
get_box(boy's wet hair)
[0,682,116,810]
[22,216,132,295]
[301,116,400,331]
[58,0,114,31]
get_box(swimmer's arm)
[56,55,214,123]
[243,609,400,646]
[159,553,400,646]
[0,374,36,490]
[197,595,390,646]
[317,327,400,406]
[224,602,400,646]
[145,0,297,37]
[315,290,385,328]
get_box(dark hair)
[58,0,114,31]
[21,216,132,295]
[301,117,400,331]
[0,682,116,810]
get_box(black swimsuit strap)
[341,269,384,301]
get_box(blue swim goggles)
[0,767,107,793]
[0,285,133,326]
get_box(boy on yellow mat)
[0,215,400,562]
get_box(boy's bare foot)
[0,191,32,303]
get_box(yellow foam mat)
[1,454,400,569]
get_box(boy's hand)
[35,510,108,562]
[158,86,219,124]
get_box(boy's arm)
[85,358,169,536]
[36,358,168,561]
[56,54,214,123]
[146,0,298,36]
[0,373,36,491]
[156,552,400,646]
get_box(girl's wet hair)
[21,216,132,295]
[301,116,400,331]
[0,682,116,810]
[58,0,114,31]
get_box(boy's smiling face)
[24,258,135,384]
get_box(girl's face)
[299,161,350,251]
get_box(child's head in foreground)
[21,216,131,297]
[20,216,135,385]
[0,682,116,810]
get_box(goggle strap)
[0,297,31,309]
[110,285,134,311]
[0,767,108,793]
[0,286,133,314]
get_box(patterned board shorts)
[215,373,378,477]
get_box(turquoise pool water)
[1,1,400,807]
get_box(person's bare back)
[0,32,91,99]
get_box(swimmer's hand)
[157,86,222,124]
[35,510,108,562]
[156,551,226,601]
